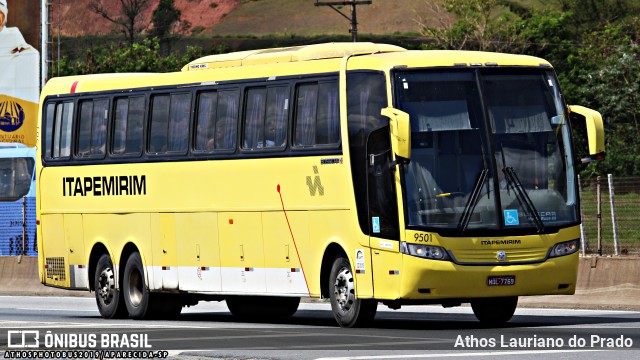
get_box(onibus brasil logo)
[0,100,26,132]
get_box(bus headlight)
[548,239,580,258]
[401,241,451,261]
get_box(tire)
[471,296,518,326]
[226,296,300,319]
[122,251,152,319]
[328,256,377,328]
[94,254,127,319]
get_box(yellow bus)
[36,43,604,327]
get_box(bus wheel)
[471,296,518,326]
[94,254,127,319]
[122,251,151,320]
[329,256,377,327]
[226,296,300,319]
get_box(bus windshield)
[0,156,35,201]
[395,68,577,233]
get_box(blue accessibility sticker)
[503,209,519,226]
[372,217,380,233]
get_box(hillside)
[53,0,241,37]
[52,0,429,37]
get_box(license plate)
[487,275,515,286]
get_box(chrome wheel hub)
[98,267,115,304]
[333,267,354,312]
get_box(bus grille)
[451,248,548,264]
[45,257,66,280]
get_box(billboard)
[0,0,40,147]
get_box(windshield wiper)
[503,166,545,232]
[457,169,488,234]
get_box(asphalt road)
[0,296,639,359]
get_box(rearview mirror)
[569,105,605,163]
[381,107,411,160]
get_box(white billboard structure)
[0,0,40,147]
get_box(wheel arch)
[118,242,142,290]
[320,243,348,299]
[88,243,110,292]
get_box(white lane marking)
[315,349,604,360]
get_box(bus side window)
[317,82,339,145]
[113,96,144,156]
[265,86,289,148]
[149,95,170,153]
[195,91,218,152]
[294,84,318,147]
[43,103,55,160]
[77,101,94,156]
[167,93,191,153]
[216,90,239,150]
[242,88,267,150]
[294,81,339,148]
[76,99,108,158]
[52,102,74,159]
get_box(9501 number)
[413,233,433,242]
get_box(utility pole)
[315,1,372,42]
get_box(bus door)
[366,126,402,299]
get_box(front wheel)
[329,256,377,327]
[471,296,518,326]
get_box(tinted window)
[76,99,108,158]
[294,82,339,147]
[113,96,144,155]
[149,93,191,154]
[52,102,74,159]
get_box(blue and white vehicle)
[0,143,36,256]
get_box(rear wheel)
[122,251,182,319]
[122,251,150,319]
[329,256,377,327]
[94,254,127,319]
[471,296,518,326]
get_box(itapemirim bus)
[36,43,605,327]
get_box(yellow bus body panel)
[36,43,577,305]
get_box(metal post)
[350,3,357,42]
[578,175,587,256]
[22,196,27,255]
[608,174,620,256]
[41,0,48,89]
[596,175,602,256]
[315,1,372,42]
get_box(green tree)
[58,38,206,75]
[151,0,181,39]
[89,0,153,45]
[416,0,523,52]
[567,22,640,177]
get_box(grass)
[580,190,640,255]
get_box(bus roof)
[40,43,553,97]
[181,42,406,71]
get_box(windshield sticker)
[504,209,519,226]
